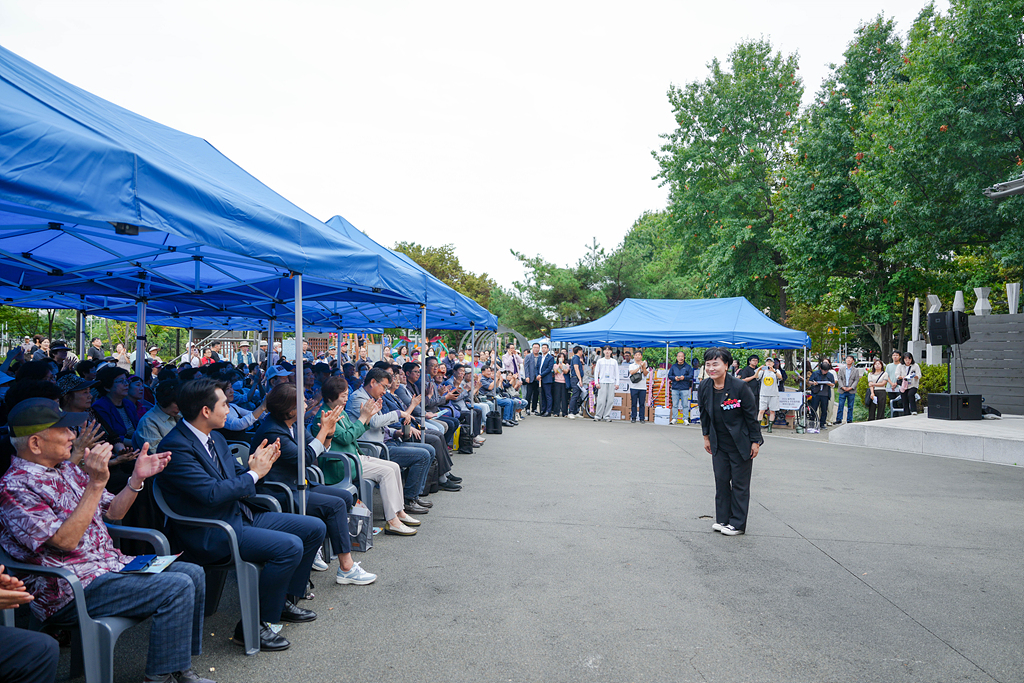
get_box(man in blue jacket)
[667,351,694,425]
[537,344,555,416]
[157,378,326,653]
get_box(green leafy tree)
[775,16,915,359]
[858,0,1024,270]
[392,242,499,310]
[655,38,803,321]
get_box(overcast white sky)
[1,0,945,289]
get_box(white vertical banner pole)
[294,274,306,516]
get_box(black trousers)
[712,447,753,530]
[630,388,647,421]
[568,382,585,414]
[902,388,918,415]
[423,431,452,476]
[552,382,568,416]
[434,414,459,446]
[525,381,540,411]
[0,626,58,683]
[867,389,887,421]
[306,484,354,555]
[810,395,829,428]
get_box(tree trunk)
[896,290,909,354]
[777,273,788,323]
[863,321,893,361]
[47,310,54,342]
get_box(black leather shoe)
[414,497,433,508]
[438,481,462,492]
[447,474,462,483]
[404,500,429,514]
[233,620,291,651]
[279,599,316,623]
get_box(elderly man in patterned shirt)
[0,398,215,683]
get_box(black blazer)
[156,420,258,560]
[698,373,763,460]
[249,415,320,508]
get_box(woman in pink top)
[552,351,570,417]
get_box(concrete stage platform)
[828,412,1024,466]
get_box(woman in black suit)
[250,382,378,585]
[698,348,763,536]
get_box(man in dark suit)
[523,343,542,415]
[157,378,326,652]
[698,348,763,536]
[537,344,555,416]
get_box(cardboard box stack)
[614,391,631,420]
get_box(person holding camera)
[627,351,650,423]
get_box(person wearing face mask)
[807,360,836,433]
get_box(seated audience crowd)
[0,335,521,683]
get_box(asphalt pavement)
[70,414,1023,682]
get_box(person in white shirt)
[896,352,922,415]
[132,379,182,450]
[884,350,903,417]
[755,358,783,432]
[593,346,620,422]
[627,352,650,423]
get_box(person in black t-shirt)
[737,354,761,408]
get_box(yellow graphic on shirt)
[763,376,775,386]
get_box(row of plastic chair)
[1,523,171,683]
[0,436,391,682]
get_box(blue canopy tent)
[549,298,811,349]
[0,43,442,528]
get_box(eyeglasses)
[113,377,129,385]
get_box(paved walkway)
[85,416,1022,682]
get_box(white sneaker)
[721,524,744,536]
[336,562,377,585]
[311,548,329,571]
[712,522,726,532]
[567,414,576,420]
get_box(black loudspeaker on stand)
[927,311,971,345]
[926,312,978,420]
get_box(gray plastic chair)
[0,524,169,683]
[226,441,250,464]
[355,441,391,513]
[152,480,279,656]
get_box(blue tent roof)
[0,44,420,302]
[324,215,498,331]
[549,298,811,349]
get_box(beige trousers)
[360,455,404,520]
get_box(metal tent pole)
[420,305,427,445]
[802,345,807,431]
[470,323,476,404]
[76,310,86,358]
[267,318,276,366]
[294,275,306,516]
[135,300,147,378]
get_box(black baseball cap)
[9,398,87,437]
